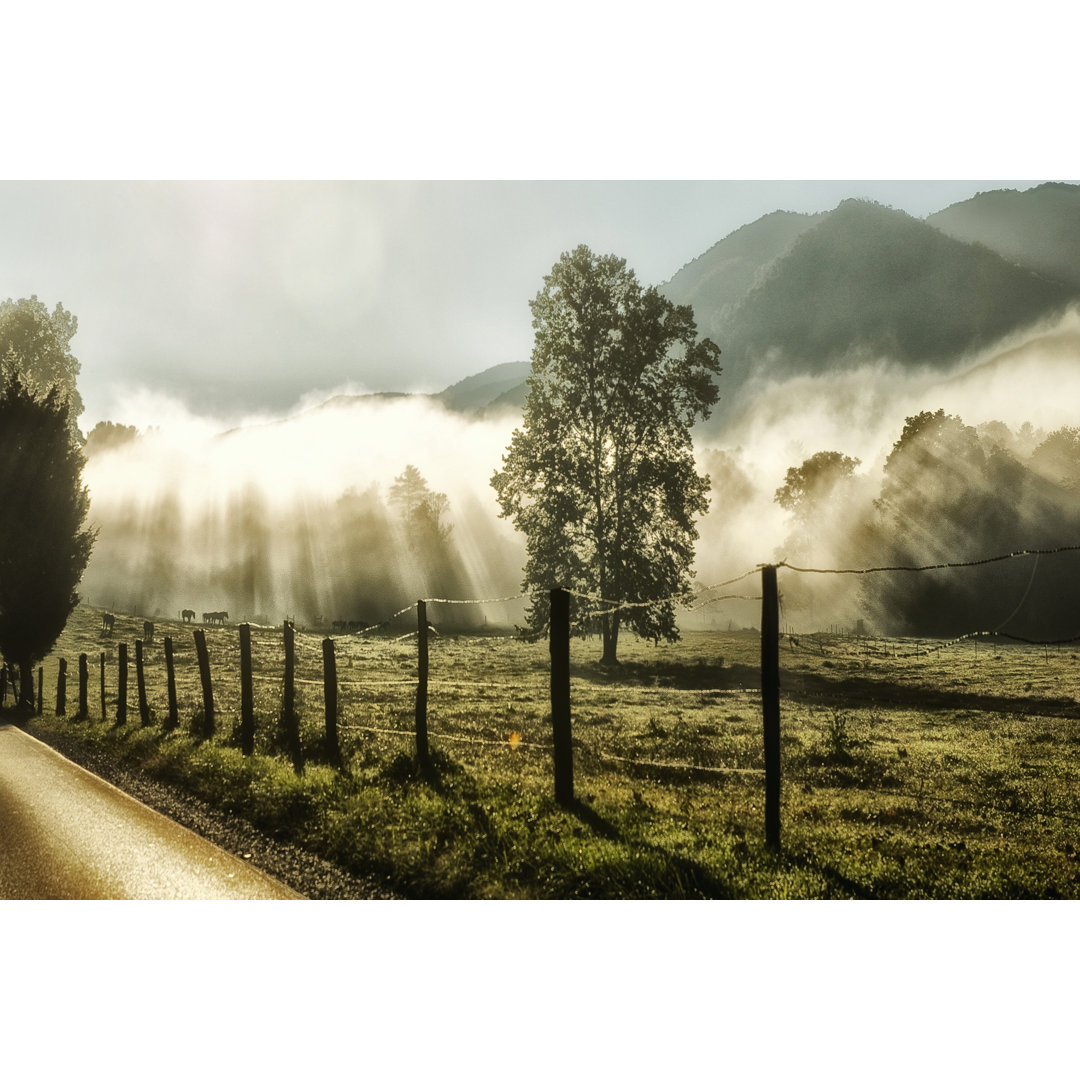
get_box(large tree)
[491,245,722,664]
[0,371,95,710]
[0,296,83,438]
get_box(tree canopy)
[0,370,95,708]
[0,296,83,437]
[775,450,861,522]
[491,245,721,664]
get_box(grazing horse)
[181,609,195,624]
[202,612,212,624]
[143,620,154,643]
[101,612,115,634]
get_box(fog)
[81,393,528,630]
[690,309,1080,636]
[81,310,1080,640]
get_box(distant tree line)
[772,410,1080,637]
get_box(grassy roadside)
[12,603,1080,898]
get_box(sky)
[0,178,1064,429]
[3,3,1077,434]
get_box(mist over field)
[693,309,1080,636]
[80,395,527,629]
[79,308,1080,642]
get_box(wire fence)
[9,539,1080,854]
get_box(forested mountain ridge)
[658,209,825,344]
[928,182,1080,291]
[661,196,1080,426]
[413,185,1080,428]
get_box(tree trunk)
[601,612,621,666]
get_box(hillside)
[725,199,1076,366]
[928,182,1080,291]
[661,198,1080,426]
[660,210,824,343]
[392,187,1080,432]
[434,361,532,413]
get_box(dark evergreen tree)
[0,371,95,710]
[491,245,722,664]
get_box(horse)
[101,612,115,634]
[181,609,195,624]
[143,620,154,643]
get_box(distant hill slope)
[662,197,1080,426]
[434,361,532,413]
[326,187,1080,432]
[725,199,1077,368]
[928,182,1080,291]
[660,210,824,343]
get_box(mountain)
[660,209,825,344]
[434,361,532,413]
[396,187,1080,431]
[662,197,1080,425]
[928,182,1080,291]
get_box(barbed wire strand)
[782,543,1080,577]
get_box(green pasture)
[14,604,1080,898]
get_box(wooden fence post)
[415,601,430,769]
[55,658,67,716]
[282,621,303,775]
[135,639,151,725]
[761,565,781,851]
[99,652,106,721]
[550,587,573,806]
[116,644,128,724]
[163,636,179,731]
[239,623,254,755]
[78,654,88,719]
[193,629,214,737]
[322,636,342,768]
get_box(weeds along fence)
[6,542,1080,855]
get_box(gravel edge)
[25,721,401,900]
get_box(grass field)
[10,601,1080,898]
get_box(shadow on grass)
[570,658,761,692]
[564,795,737,898]
[780,846,877,899]
[566,796,621,840]
[782,668,1080,719]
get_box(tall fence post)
[55,658,67,717]
[135,639,150,725]
[282,620,303,775]
[761,565,781,851]
[322,636,342,768]
[239,623,254,755]
[550,587,573,806]
[163,636,178,731]
[415,600,430,769]
[99,652,106,721]
[78,653,88,719]
[116,645,128,724]
[193,629,214,737]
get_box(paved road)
[0,724,301,899]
